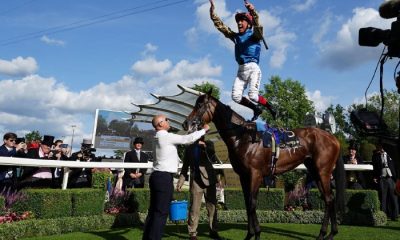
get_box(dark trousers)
[142,171,173,240]
[379,177,399,220]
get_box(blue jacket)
[234,29,261,65]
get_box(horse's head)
[183,91,216,133]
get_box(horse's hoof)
[316,235,324,240]
[244,233,254,240]
[324,232,336,240]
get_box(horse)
[183,92,345,240]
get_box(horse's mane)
[205,94,247,124]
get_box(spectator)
[69,139,97,188]
[123,137,149,189]
[177,136,221,240]
[142,114,209,240]
[51,139,70,188]
[18,135,55,189]
[0,132,27,191]
[372,141,398,221]
[344,142,365,189]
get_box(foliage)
[113,149,125,159]
[105,189,130,214]
[95,115,108,136]
[0,188,26,209]
[223,188,284,210]
[24,130,42,142]
[262,76,315,128]
[70,189,105,217]
[279,171,305,192]
[285,186,310,211]
[192,82,221,99]
[12,189,72,219]
[92,171,114,189]
[0,211,32,224]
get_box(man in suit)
[176,136,221,240]
[0,132,27,190]
[18,135,55,189]
[372,141,398,221]
[123,137,149,189]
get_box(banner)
[92,109,134,150]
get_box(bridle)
[189,95,217,132]
[188,95,246,136]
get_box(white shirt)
[153,129,206,173]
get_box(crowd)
[0,132,99,191]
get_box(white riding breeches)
[232,62,262,103]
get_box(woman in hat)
[344,142,365,189]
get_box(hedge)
[12,189,105,219]
[307,189,380,213]
[224,188,284,210]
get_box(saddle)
[255,122,300,149]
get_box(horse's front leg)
[240,173,263,240]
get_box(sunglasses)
[158,118,170,125]
[8,139,16,142]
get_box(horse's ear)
[207,88,213,96]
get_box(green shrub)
[0,196,4,213]
[70,188,105,217]
[224,188,284,210]
[12,189,71,219]
[92,171,114,189]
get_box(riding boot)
[239,97,262,121]
[258,95,277,120]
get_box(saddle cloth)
[256,121,299,148]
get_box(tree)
[192,82,220,100]
[108,119,131,136]
[96,115,108,136]
[113,149,125,159]
[25,130,42,143]
[262,76,315,129]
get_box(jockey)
[209,0,276,121]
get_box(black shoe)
[251,107,263,121]
[268,108,277,120]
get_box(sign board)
[92,109,133,150]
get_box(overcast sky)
[0,0,398,152]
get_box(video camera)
[359,0,400,57]
[81,144,96,158]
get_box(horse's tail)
[334,153,345,214]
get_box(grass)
[23,220,400,240]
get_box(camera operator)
[69,139,97,188]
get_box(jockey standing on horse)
[209,0,276,121]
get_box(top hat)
[82,138,92,145]
[42,135,55,146]
[348,141,358,150]
[133,137,144,145]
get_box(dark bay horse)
[183,93,345,240]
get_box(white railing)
[0,157,373,190]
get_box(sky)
[0,0,399,153]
